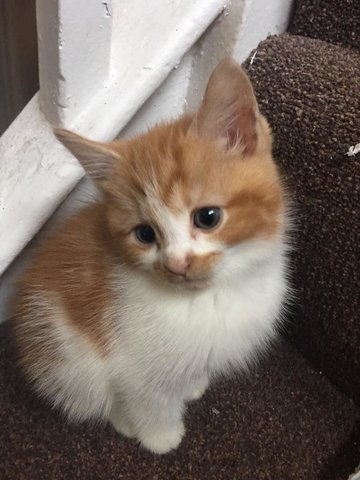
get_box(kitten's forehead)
[119,125,225,204]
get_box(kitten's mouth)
[152,264,213,289]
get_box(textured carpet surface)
[245,34,360,406]
[289,0,360,50]
[1,323,359,480]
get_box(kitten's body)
[13,60,289,454]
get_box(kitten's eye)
[135,225,156,244]
[193,207,221,230]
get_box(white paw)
[109,415,136,439]
[185,386,207,401]
[185,380,209,402]
[140,422,185,454]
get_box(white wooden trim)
[37,0,113,127]
[72,0,227,140]
[0,94,83,275]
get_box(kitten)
[12,59,289,454]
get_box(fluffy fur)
[12,59,289,454]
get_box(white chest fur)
[108,247,287,395]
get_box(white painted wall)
[0,0,294,322]
[123,0,294,138]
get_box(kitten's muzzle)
[164,258,190,277]
[154,251,220,288]
[162,264,213,289]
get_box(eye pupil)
[135,225,156,244]
[194,207,221,230]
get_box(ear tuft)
[54,128,119,181]
[190,58,261,155]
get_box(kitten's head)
[55,59,285,289]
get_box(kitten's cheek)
[187,251,223,280]
[138,248,158,270]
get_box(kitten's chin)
[158,272,213,290]
[182,277,213,290]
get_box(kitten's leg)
[109,402,135,439]
[185,376,210,402]
[124,392,185,454]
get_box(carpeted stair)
[1,1,359,478]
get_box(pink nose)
[165,258,189,276]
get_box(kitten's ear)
[190,58,261,155]
[54,129,119,181]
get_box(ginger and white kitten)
[13,59,288,454]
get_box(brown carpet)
[1,323,359,480]
[289,0,360,50]
[245,34,360,406]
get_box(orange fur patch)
[12,205,116,357]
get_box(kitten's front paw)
[185,379,209,402]
[140,421,185,454]
[185,386,207,402]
